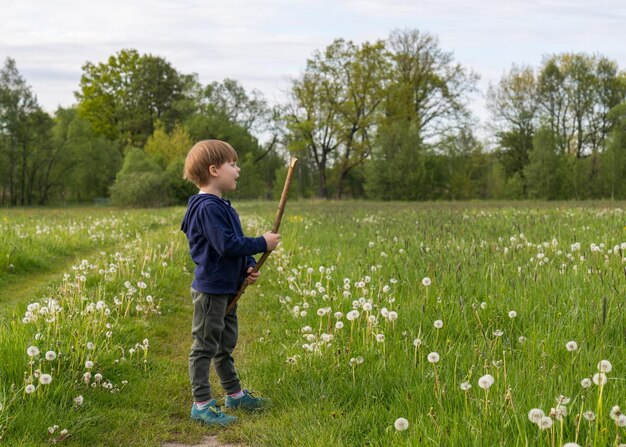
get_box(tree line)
[2,29,626,206]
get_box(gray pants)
[189,289,241,402]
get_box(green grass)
[1,202,626,446]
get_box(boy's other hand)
[263,232,281,251]
[246,267,260,284]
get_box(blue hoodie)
[181,193,267,294]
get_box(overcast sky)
[1,0,625,130]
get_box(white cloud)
[1,0,625,124]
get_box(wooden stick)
[226,158,298,314]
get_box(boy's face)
[210,161,240,192]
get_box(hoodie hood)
[181,193,229,234]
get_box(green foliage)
[164,159,196,204]
[109,148,171,207]
[0,57,54,205]
[144,121,193,170]
[503,172,525,199]
[51,107,122,203]
[524,127,561,199]
[599,104,626,198]
[6,39,626,205]
[364,122,425,200]
[76,49,194,147]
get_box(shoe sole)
[190,415,236,426]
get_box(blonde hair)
[183,140,238,187]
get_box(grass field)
[1,202,625,447]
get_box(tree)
[364,121,425,200]
[362,29,478,200]
[144,121,193,169]
[144,121,196,202]
[201,78,284,168]
[524,126,561,199]
[385,29,478,140]
[537,53,626,158]
[49,108,122,203]
[331,40,389,197]
[0,57,53,205]
[109,148,170,207]
[76,49,194,146]
[599,103,626,199]
[202,78,271,135]
[286,64,343,198]
[486,65,538,180]
[438,128,489,199]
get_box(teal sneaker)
[225,389,269,411]
[190,400,237,426]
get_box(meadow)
[1,201,625,447]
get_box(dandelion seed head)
[433,320,443,329]
[25,384,36,394]
[566,341,578,352]
[413,338,422,347]
[427,352,440,363]
[376,334,385,343]
[551,405,567,420]
[45,351,57,361]
[528,408,545,424]
[583,411,596,421]
[422,277,431,286]
[394,417,409,431]
[388,311,398,321]
[508,310,517,319]
[478,374,494,389]
[598,360,612,373]
[39,374,52,385]
[346,310,360,321]
[538,416,553,430]
[74,395,84,406]
[27,346,40,357]
[592,372,607,386]
[610,405,621,421]
[460,382,471,391]
[557,395,571,405]
[580,378,592,388]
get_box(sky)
[1,0,626,134]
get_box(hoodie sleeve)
[200,205,267,257]
[246,255,257,270]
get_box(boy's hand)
[262,232,281,251]
[246,267,260,284]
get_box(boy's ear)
[208,165,219,177]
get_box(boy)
[180,139,280,426]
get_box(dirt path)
[162,436,243,447]
[0,238,248,446]
[0,244,114,319]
